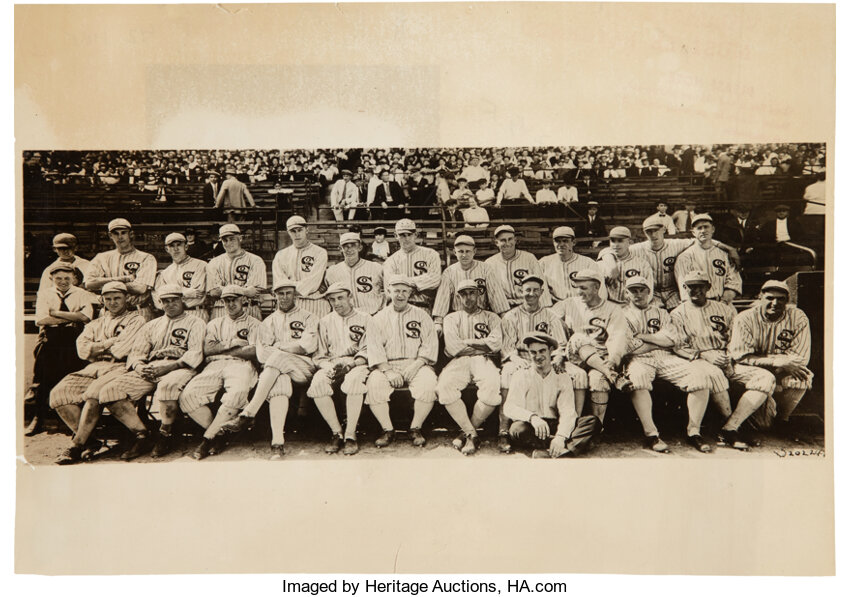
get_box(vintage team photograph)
[19,144,827,464]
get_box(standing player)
[325,231,385,315]
[539,226,600,302]
[431,235,510,332]
[728,280,814,437]
[221,278,318,459]
[674,214,742,304]
[620,276,712,453]
[306,282,371,456]
[596,226,654,305]
[95,284,206,460]
[485,225,552,308]
[559,269,633,425]
[179,285,261,460]
[272,215,330,318]
[436,280,503,455]
[500,275,589,453]
[38,233,91,293]
[365,276,439,448]
[382,219,442,312]
[86,218,157,320]
[50,282,146,464]
[206,223,269,320]
[153,232,208,321]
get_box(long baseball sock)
[313,395,343,435]
[723,390,768,430]
[344,394,365,440]
[268,394,289,445]
[775,389,807,422]
[686,389,710,436]
[630,389,659,436]
[444,400,475,435]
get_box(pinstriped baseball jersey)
[674,244,742,300]
[432,260,511,321]
[272,242,328,301]
[257,306,319,361]
[485,250,553,306]
[153,256,208,309]
[204,313,262,363]
[76,309,146,362]
[443,308,503,357]
[596,248,655,303]
[314,308,371,366]
[539,252,598,301]
[127,312,207,370]
[668,300,737,353]
[325,258,385,315]
[88,248,157,308]
[631,239,694,293]
[207,250,268,309]
[559,297,631,364]
[383,246,442,306]
[367,304,439,366]
[501,304,567,361]
[621,302,673,354]
[728,304,811,365]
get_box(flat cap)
[339,232,361,245]
[625,275,651,290]
[571,268,604,285]
[586,201,599,207]
[157,284,185,300]
[219,223,241,237]
[49,262,76,275]
[323,282,353,297]
[286,215,308,230]
[52,233,77,248]
[553,226,576,239]
[774,203,791,211]
[691,214,713,227]
[387,275,417,290]
[682,270,710,286]
[642,215,666,230]
[395,219,417,233]
[493,224,515,238]
[520,275,545,287]
[273,277,297,292]
[761,279,790,295]
[164,232,187,245]
[456,279,480,293]
[609,226,632,239]
[108,218,132,232]
[521,331,559,351]
[101,281,128,295]
[220,285,245,299]
[453,235,476,247]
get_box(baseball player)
[674,214,742,304]
[154,232,208,321]
[436,279,503,455]
[272,215,330,318]
[86,218,157,320]
[324,231,385,315]
[38,232,91,293]
[206,223,269,320]
[538,226,600,302]
[596,226,655,304]
[431,235,510,331]
[50,281,146,464]
[660,270,773,450]
[558,268,633,425]
[485,224,553,307]
[382,219,442,311]
[728,279,814,437]
[220,277,318,459]
[500,275,589,453]
[620,276,712,453]
[27,262,95,436]
[179,285,261,460]
[306,282,371,456]
[95,284,206,460]
[365,275,439,448]
[504,332,602,458]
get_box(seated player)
[504,332,602,459]
[596,226,654,305]
[620,276,712,453]
[306,282,371,456]
[221,278,318,459]
[365,276,439,448]
[179,286,261,460]
[96,284,206,460]
[728,279,814,438]
[436,280,503,456]
[50,281,146,464]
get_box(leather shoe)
[687,434,712,453]
[409,428,426,447]
[151,433,174,458]
[375,430,395,448]
[121,434,153,461]
[343,438,359,456]
[325,433,344,454]
[56,445,83,465]
[498,432,512,454]
[460,434,479,456]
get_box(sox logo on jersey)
[712,259,726,276]
[513,269,529,287]
[475,278,486,294]
[777,329,795,351]
[170,328,188,348]
[235,265,249,283]
[406,320,422,338]
[356,276,373,293]
[237,328,250,340]
[709,315,728,335]
[413,261,428,276]
[349,325,365,342]
[301,256,314,272]
[588,317,609,342]
[663,256,676,273]
[125,262,139,275]
[290,321,305,338]
[647,318,661,333]
[534,321,550,334]
[182,271,193,287]
[474,323,490,339]
[625,268,640,278]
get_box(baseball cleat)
[644,435,670,453]
[343,438,359,456]
[208,435,227,456]
[151,434,174,458]
[120,434,153,461]
[80,439,104,461]
[325,433,344,454]
[738,428,762,448]
[220,415,254,434]
[269,444,286,460]
[717,429,749,451]
[409,428,426,447]
[192,438,213,461]
[56,445,84,466]
[451,432,466,450]
[687,434,712,453]
[498,432,513,454]
[375,430,395,448]
[460,434,479,456]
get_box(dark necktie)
[58,293,69,312]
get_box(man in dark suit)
[371,169,406,221]
[750,204,812,268]
[203,171,221,207]
[716,206,761,251]
[577,201,608,241]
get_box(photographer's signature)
[773,448,825,458]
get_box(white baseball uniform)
[206,250,268,320]
[87,248,157,316]
[272,242,330,318]
[431,260,511,322]
[596,248,655,304]
[539,252,599,302]
[674,244,742,302]
[631,239,695,309]
[437,308,502,407]
[306,308,371,400]
[153,256,208,319]
[485,250,553,307]
[383,245,442,310]
[325,258,385,315]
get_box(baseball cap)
[101,281,128,295]
[395,219,417,233]
[520,275,545,287]
[456,279,479,293]
[49,262,75,275]
[691,214,713,227]
[493,224,515,238]
[761,279,790,295]
[387,275,417,290]
[157,284,185,300]
[553,226,575,239]
[453,235,476,247]
[609,226,632,239]
[682,270,710,286]
[220,285,245,299]
[108,218,132,232]
[219,223,241,237]
[339,232,361,245]
[164,232,187,245]
[572,268,604,285]
[286,215,307,230]
[642,215,666,230]
[273,277,297,292]
[625,275,651,290]
[52,233,77,248]
[323,282,353,297]
[521,331,559,351]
